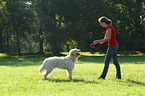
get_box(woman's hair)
[98,16,112,25]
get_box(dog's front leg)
[67,69,73,80]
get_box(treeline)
[0,0,145,55]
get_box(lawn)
[0,53,145,96]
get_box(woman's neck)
[105,24,108,28]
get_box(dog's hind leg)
[67,69,73,80]
[44,67,53,80]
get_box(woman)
[92,16,121,79]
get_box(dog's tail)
[38,60,46,75]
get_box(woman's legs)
[112,46,121,78]
[99,44,120,79]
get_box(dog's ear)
[69,50,76,57]
[70,51,74,56]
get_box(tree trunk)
[16,32,21,55]
[6,30,10,53]
[50,38,60,56]
[66,44,69,52]
[64,41,69,52]
[50,15,61,56]
[0,28,3,53]
[39,27,44,53]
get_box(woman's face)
[99,22,106,27]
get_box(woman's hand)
[93,40,100,44]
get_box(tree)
[38,27,44,53]
[63,0,109,52]
[104,0,145,52]
[1,0,144,54]
[0,1,6,52]
[6,0,36,55]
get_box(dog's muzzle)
[76,49,81,57]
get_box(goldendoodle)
[38,48,81,80]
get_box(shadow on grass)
[78,56,145,64]
[45,78,98,84]
[0,55,145,67]
[117,79,145,86]
[127,79,145,86]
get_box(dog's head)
[69,48,81,58]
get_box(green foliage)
[62,40,78,52]
[2,1,36,54]
[0,0,145,54]
[105,0,145,51]
[6,1,36,35]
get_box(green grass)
[0,53,145,96]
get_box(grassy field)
[0,52,145,96]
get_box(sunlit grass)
[0,53,7,57]
[0,52,145,96]
[61,51,144,56]
[61,51,106,57]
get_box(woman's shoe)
[97,76,105,80]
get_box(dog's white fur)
[38,48,80,80]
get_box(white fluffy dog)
[38,48,81,80]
